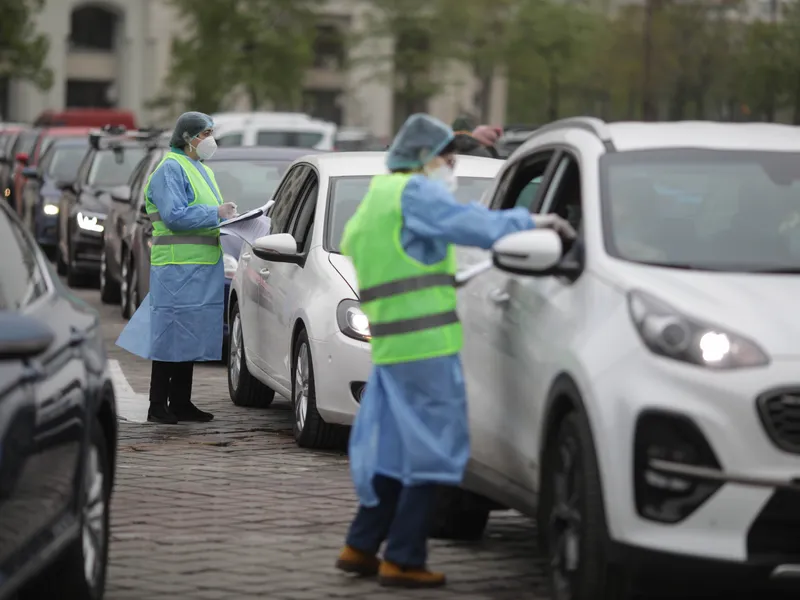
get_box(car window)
[288,174,319,251]
[256,130,323,148]
[216,132,243,147]
[324,175,497,253]
[37,145,55,174]
[87,147,147,187]
[12,131,39,158]
[46,145,89,182]
[206,159,291,212]
[269,165,310,234]
[541,154,582,232]
[131,153,159,207]
[0,208,48,309]
[75,149,95,185]
[491,151,555,211]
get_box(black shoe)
[147,403,178,424]
[171,402,214,423]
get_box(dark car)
[55,133,147,288]
[20,138,90,252]
[123,146,316,350]
[101,132,168,306]
[0,126,32,209]
[0,199,117,600]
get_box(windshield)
[601,149,800,272]
[87,147,146,187]
[47,146,88,182]
[326,175,496,253]
[207,159,291,211]
[12,131,38,157]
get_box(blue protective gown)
[116,148,224,362]
[349,175,535,507]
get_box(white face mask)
[426,164,457,192]
[194,136,217,160]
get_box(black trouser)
[149,361,194,409]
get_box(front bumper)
[308,330,371,426]
[34,209,58,246]
[592,347,800,568]
[70,227,104,273]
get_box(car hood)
[609,261,800,358]
[78,188,113,215]
[40,177,61,198]
[328,253,358,298]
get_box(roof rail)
[530,117,615,150]
[88,125,166,150]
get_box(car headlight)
[76,211,104,232]
[43,203,59,216]
[336,299,371,342]
[627,290,769,369]
[223,253,238,278]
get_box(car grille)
[757,389,800,454]
[746,483,800,561]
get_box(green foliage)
[0,0,52,90]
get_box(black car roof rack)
[88,125,167,150]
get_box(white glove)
[218,202,238,220]
[532,214,577,240]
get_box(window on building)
[313,23,346,70]
[66,80,115,108]
[70,6,118,51]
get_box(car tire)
[291,329,348,449]
[99,246,121,304]
[65,235,91,289]
[20,419,111,600]
[538,411,633,600]
[429,486,491,541]
[227,301,275,408]
[56,242,68,276]
[119,249,132,319]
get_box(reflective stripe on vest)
[358,272,456,303]
[149,212,162,222]
[151,235,220,246]
[368,310,459,337]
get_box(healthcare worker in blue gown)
[116,112,239,424]
[334,114,576,588]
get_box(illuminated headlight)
[336,299,371,342]
[43,203,59,216]
[76,211,104,233]
[628,290,769,369]
[223,253,238,278]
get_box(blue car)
[20,138,89,250]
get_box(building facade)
[4,0,507,136]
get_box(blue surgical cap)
[169,111,214,148]
[386,113,454,171]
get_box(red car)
[13,126,91,218]
[1,124,28,206]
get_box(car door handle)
[259,268,270,277]
[488,288,510,305]
[240,252,251,260]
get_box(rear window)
[87,147,147,187]
[256,130,323,149]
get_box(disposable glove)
[218,202,238,220]
[532,214,577,240]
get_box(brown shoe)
[335,546,380,576]
[378,560,446,588]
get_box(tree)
[0,0,52,90]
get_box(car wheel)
[291,329,348,449]
[429,486,491,541]
[119,250,131,319]
[56,241,68,276]
[99,246,121,304]
[20,419,111,600]
[539,411,633,600]
[66,237,89,288]
[227,301,275,408]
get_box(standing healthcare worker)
[334,114,575,588]
[116,111,238,425]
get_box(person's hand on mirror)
[532,214,577,240]
[218,202,238,220]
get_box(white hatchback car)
[442,118,800,598]
[227,152,504,449]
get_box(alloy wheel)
[229,312,243,391]
[99,248,107,291]
[120,258,129,313]
[82,445,106,589]
[294,343,310,432]
[549,434,583,600]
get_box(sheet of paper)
[213,206,264,229]
[219,215,271,245]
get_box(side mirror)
[110,184,132,203]
[15,152,29,165]
[492,229,563,275]
[21,166,39,179]
[252,233,303,264]
[0,313,55,359]
[55,180,76,194]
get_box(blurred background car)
[0,124,27,206]
[211,112,337,150]
[229,152,503,449]
[55,129,147,288]
[496,124,539,158]
[333,127,385,151]
[120,146,316,356]
[5,127,39,211]
[21,137,90,254]
[34,108,137,129]
[0,197,117,600]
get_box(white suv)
[441,117,800,598]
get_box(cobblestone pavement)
[71,285,549,600]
